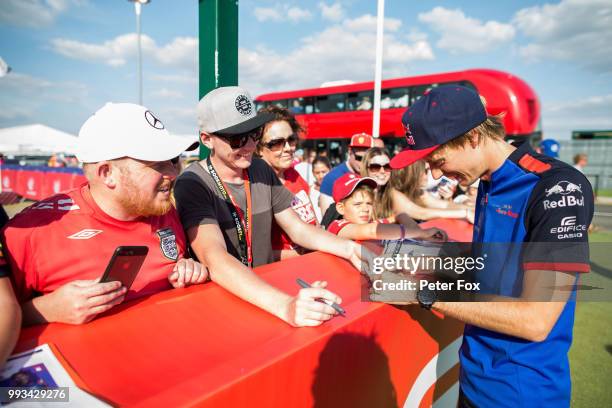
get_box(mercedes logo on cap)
[235,95,253,116]
[144,110,165,129]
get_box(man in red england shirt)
[256,106,318,260]
[1,103,204,325]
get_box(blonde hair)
[359,147,390,218]
[341,184,374,204]
[378,160,427,217]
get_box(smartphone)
[100,246,149,290]
[438,176,457,188]
[437,178,450,188]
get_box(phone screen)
[100,246,148,291]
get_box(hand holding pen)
[296,278,346,316]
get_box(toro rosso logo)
[545,181,582,197]
[404,123,415,145]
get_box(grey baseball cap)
[197,86,275,135]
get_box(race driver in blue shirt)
[390,85,593,407]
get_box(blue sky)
[0,0,611,139]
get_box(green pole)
[198,0,239,159]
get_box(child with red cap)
[326,173,445,241]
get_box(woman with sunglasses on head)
[256,106,318,260]
[379,160,475,224]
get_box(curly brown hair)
[256,106,305,155]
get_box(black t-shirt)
[174,158,294,267]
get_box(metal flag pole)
[372,0,385,139]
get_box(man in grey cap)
[174,87,364,327]
[2,103,207,325]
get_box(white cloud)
[343,14,402,32]
[254,7,283,22]
[0,0,82,28]
[254,4,312,23]
[151,88,183,100]
[418,7,515,54]
[318,2,344,22]
[50,34,197,72]
[406,29,429,43]
[239,15,434,95]
[542,94,612,139]
[513,0,612,73]
[287,7,312,22]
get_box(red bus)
[255,69,541,163]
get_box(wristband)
[399,224,406,240]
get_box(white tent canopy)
[0,124,78,155]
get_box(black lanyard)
[206,157,252,267]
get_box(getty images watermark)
[361,241,612,303]
[371,252,485,292]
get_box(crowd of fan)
[0,87,467,368]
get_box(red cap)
[332,173,378,202]
[349,133,374,148]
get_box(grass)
[570,231,612,406]
[596,189,612,198]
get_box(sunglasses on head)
[368,163,391,172]
[263,134,298,151]
[216,128,262,149]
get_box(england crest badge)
[157,228,179,261]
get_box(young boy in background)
[326,173,445,241]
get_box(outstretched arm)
[0,277,21,367]
[187,224,342,327]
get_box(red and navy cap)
[390,85,487,169]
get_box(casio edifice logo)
[542,181,584,210]
[550,216,587,239]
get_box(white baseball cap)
[77,103,198,163]
[197,86,275,135]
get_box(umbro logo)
[68,229,103,240]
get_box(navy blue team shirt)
[319,162,352,197]
[461,141,593,407]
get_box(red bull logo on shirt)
[543,181,585,210]
[545,181,582,197]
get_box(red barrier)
[15,250,465,407]
[1,168,16,193]
[0,166,84,201]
